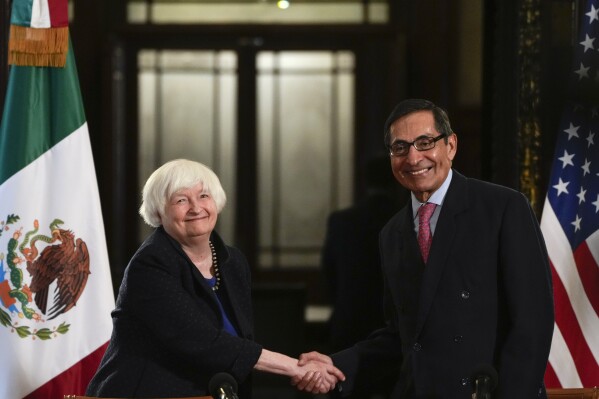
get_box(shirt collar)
[411,169,453,217]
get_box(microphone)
[470,364,498,399]
[209,372,239,399]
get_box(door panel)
[137,49,238,243]
[256,50,355,270]
[136,48,356,272]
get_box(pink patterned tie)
[418,203,437,263]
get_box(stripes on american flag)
[541,0,599,388]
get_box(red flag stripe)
[23,342,108,399]
[544,362,561,389]
[573,241,599,317]
[550,263,599,387]
[48,0,68,27]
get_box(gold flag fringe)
[8,25,69,67]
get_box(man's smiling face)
[389,110,457,203]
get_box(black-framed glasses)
[387,134,446,157]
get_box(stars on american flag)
[553,178,569,196]
[558,150,575,168]
[586,4,599,22]
[580,34,595,52]
[548,0,599,240]
[564,123,580,140]
[582,158,592,175]
[548,0,599,244]
[549,104,598,243]
[577,186,587,204]
[587,131,596,146]
[573,10,599,82]
[571,214,582,232]
[575,63,591,80]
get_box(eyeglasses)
[387,134,446,157]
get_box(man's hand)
[298,351,334,367]
[291,352,345,394]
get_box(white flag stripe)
[548,324,583,388]
[0,123,114,398]
[540,198,599,361]
[30,0,50,28]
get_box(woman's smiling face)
[161,183,217,245]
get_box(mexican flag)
[0,0,115,397]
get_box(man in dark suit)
[295,99,554,398]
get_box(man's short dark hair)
[383,99,454,146]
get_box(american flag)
[540,0,599,388]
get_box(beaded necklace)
[209,240,221,291]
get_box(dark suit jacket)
[322,192,398,352]
[333,171,554,399]
[86,226,262,398]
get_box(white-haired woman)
[87,159,343,398]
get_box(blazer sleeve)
[496,192,554,397]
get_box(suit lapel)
[187,249,252,338]
[160,227,252,338]
[414,171,469,336]
[390,205,422,276]
[397,207,422,273]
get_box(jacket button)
[460,290,470,299]
[454,335,463,343]
[413,343,422,352]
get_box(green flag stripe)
[10,0,34,26]
[0,37,86,185]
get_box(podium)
[64,396,213,399]
[546,388,599,399]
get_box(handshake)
[290,351,346,394]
